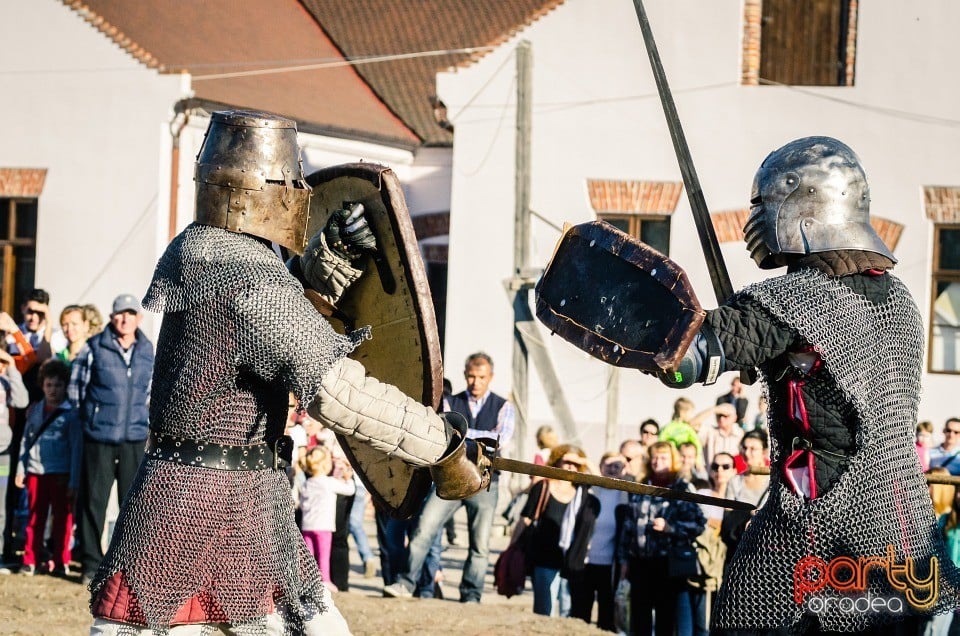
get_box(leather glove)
[324,202,377,260]
[430,411,497,500]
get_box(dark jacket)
[616,477,706,562]
[81,328,154,444]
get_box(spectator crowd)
[3,293,959,635]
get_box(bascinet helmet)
[743,136,896,269]
[194,110,311,253]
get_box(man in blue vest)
[384,352,515,603]
[69,293,154,584]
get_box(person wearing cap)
[69,293,154,584]
[694,402,744,471]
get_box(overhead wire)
[76,193,158,301]
[191,46,496,81]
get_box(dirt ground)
[0,575,606,635]
[0,509,607,635]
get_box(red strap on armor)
[781,346,824,499]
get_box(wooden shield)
[305,163,442,519]
[535,220,705,371]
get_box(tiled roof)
[65,0,419,146]
[299,0,565,145]
[64,0,564,147]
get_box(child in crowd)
[14,358,81,576]
[298,445,355,591]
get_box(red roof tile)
[300,1,565,145]
[66,0,419,146]
[64,0,564,147]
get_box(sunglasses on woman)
[711,462,734,471]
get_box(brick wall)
[924,186,960,223]
[586,179,683,214]
[0,168,47,197]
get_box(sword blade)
[632,0,733,304]
[492,457,755,511]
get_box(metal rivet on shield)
[560,299,566,307]
[651,269,657,276]
[808,187,815,194]
[589,240,596,247]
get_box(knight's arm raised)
[659,295,798,389]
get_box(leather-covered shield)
[305,163,441,519]
[535,220,705,371]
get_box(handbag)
[688,525,727,591]
[667,541,700,579]
[493,480,549,597]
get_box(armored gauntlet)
[431,411,497,500]
[290,231,363,305]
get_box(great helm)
[743,136,896,269]
[194,110,311,253]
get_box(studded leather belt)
[146,431,293,471]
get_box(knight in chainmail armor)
[659,137,960,634]
[88,110,491,636]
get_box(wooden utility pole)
[606,367,620,451]
[507,41,578,468]
[512,40,533,465]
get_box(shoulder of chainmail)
[736,268,923,419]
[143,223,298,313]
[712,271,954,632]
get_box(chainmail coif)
[90,223,360,635]
[713,268,960,633]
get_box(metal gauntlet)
[430,411,497,500]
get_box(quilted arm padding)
[307,357,448,466]
[705,295,801,371]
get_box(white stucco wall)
[0,0,185,334]
[438,0,960,459]
[4,1,453,344]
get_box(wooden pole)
[512,40,533,469]
[606,367,620,451]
